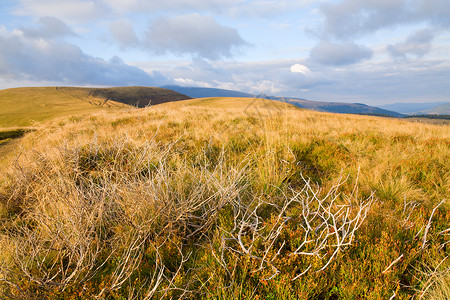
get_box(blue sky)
[0,0,449,105]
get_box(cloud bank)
[143,14,246,59]
[320,0,450,39]
[0,21,169,86]
[107,14,247,59]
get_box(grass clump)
[0,98,448,299]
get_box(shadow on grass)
[0,129,31,142]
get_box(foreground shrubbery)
[0,99,448,299]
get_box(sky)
[0,0,449,105]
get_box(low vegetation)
[0,98,448,299]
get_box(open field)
[0,97,449,299]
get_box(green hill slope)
[0,86,191,128]
[0,87,126,128]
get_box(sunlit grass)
[0,97,448,299]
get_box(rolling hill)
[89,86,191,107]
[0,87,122,128]
[0,86,190,128]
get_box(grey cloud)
[143,14,246,59]
[17,0,109,23]
[309,41,373,65]
[104,0,233,14]
[103,0,304,18]
[388,29,434,58]
[109,20,140,49]
[0,29,170,86]
[225,1,308,18]
[320,0,450,40]
[300,59,450,104]
[20,17,75,39]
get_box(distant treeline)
[403,114,450,120]
[355,113,450,120]
[357,113,398,118]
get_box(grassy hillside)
[0,86,191,129]
[0,87,128,128]
[0,97,448,299]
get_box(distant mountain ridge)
[280,98,404,117]
[378,102,449,115]
[417,102,450,115]
[163,85,404,117]
[162,85,254,98]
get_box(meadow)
[0,97,448,299]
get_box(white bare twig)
[382,254,404,274]
[422,199,446,250]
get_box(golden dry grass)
[0,97,448,299]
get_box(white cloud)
[174,77,212,87]
[290,64,310,74]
